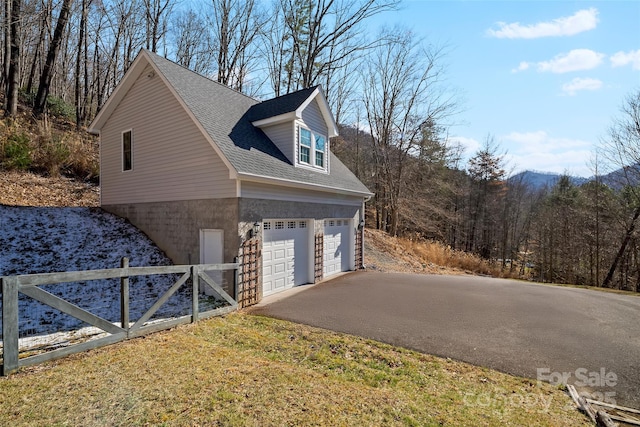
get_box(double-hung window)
[315,135,325,167]
[299,128,311,164]
[298,126,327,170]
[122,130,133,171]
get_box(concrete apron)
[251,271,352,307]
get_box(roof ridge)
[141,48,260,104]
[261,85,320,102]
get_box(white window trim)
[297,124,328,173]
[122,129,133,172]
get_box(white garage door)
[323,219,352,278]
[262,219,311,296]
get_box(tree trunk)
[602,204,640,288]
[33,0,72,117]
[4,0,21,118]
[75,0,88,129]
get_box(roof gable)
[90,49,371,197]
[249,86,338,137]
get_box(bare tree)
[4,0,21,117]
[143,0,173,53]
[74,0,91,128]
[362,28,458,236]
[33,0,72,116]
[600,90,640,288]
[172,9,214,75]
[210,0,264,94]
[262,2,290,97]
[283,0,397,90]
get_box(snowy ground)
[0,206,219,349]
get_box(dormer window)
[300,128,311,164]
[315,135,325,167]
[298,125,327,170]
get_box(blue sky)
[372,1,640,177]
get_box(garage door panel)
[323,219,351,278]
[263,219,311,296]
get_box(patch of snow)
[0,206,220,348]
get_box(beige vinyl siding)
[240,181,362,206]
[297,99,330,173]
[100,65,236,205]
[260,122,295,163]
[301,99,328,136]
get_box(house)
[89,49,372,301]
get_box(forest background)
[2,0,640,291]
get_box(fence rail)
[1,260,239,376]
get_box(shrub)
[2,132,32,170]
[41,137,71,177]
[18,89,75,120]
[46,95,75,120]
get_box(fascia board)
[251,111,298,127]
[88,51,148,134]
[296,87,339,138]
[237,172,374,198]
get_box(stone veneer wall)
[103,198,240,295]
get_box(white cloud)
[536,49,605,73]
[487,8,599,39]
[502,131,593,176]
[610,49,640,70]
[511,61,530,73]
[561,77,603,96]
[449,136,481,158]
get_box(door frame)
[199,229,224,295]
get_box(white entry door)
[262,220,311,296]
[200,229,223,295]
[323,219,351,278]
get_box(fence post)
[120,258,129,331]
[2,277,19,376]
[234,255,241,307]
[191,265,199,322]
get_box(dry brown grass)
[405,239,499,276]
[0,114,98,181]
[364,228,520,279]
[0,170,98,207]
[0,314,590,426]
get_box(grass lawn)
[0,313,590,426]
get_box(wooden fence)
[1,260,238,376]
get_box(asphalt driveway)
[249,271,640,409]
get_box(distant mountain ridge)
[509,170,589,190]
[511,166,640,190]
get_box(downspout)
[361,195,372,269]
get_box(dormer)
[250,86,338,174]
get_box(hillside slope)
[0,171,98,207]
[364,228,465,275]
[0,171,487,279]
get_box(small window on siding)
[263,222,272,230]
[275,221,285,230]
[122,130,133,171]
[299,221,307,228]
[288,221,296,229]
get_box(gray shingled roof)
[145,50,371,196]
[247,86,319,122]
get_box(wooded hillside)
[1,0,640,291]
